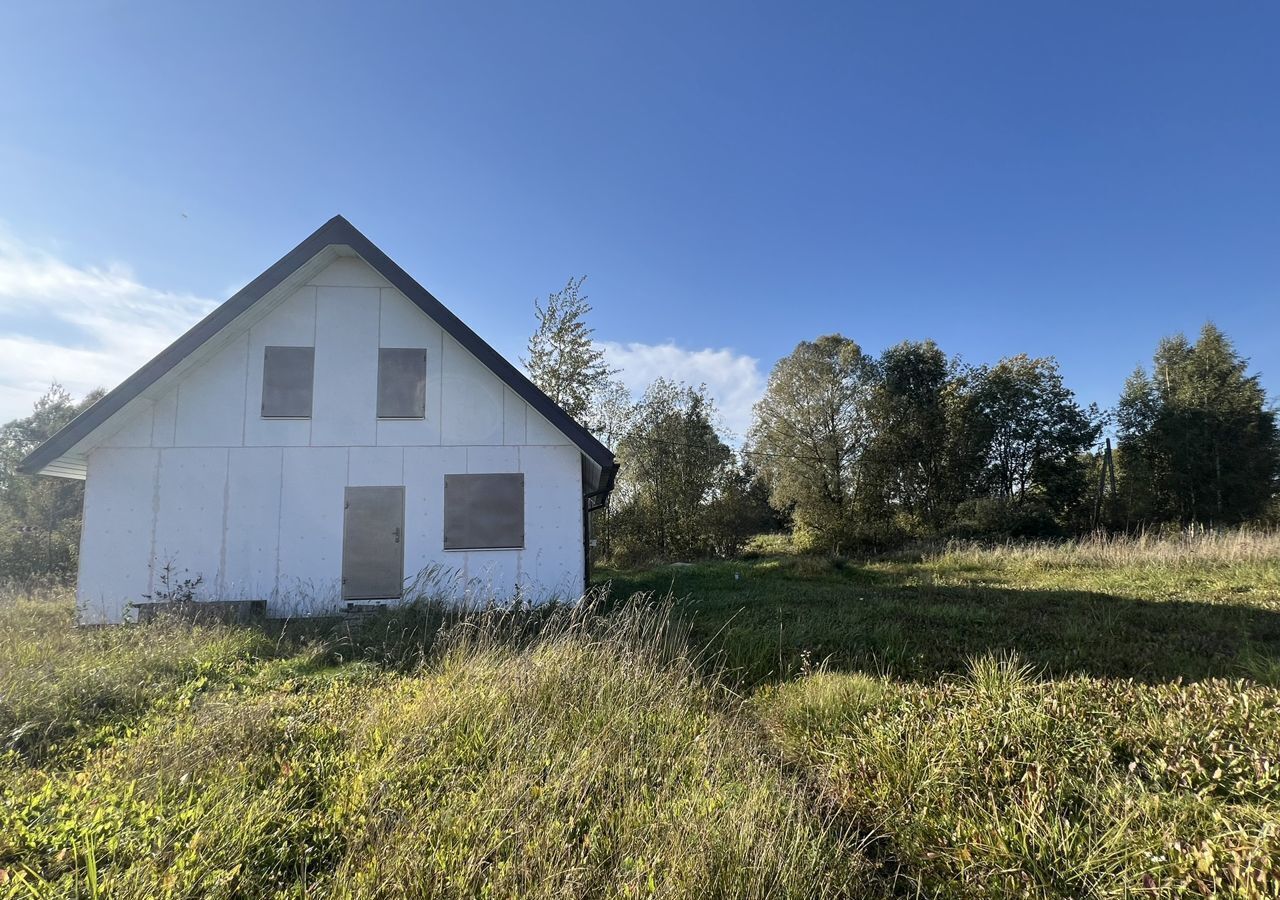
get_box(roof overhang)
[20,216,617,494]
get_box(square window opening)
[378,348,427,419]
[444,473,524,550]
[261,346,314,418]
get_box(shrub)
[950,497,1061,539]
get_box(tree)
[748,335,878,550]
[608,379,732,563]
[701,460,779,557]
[1117,323,1278,525]
[584,377,635,447]
[862,340,952,527]
[522,276,615,426]
[0,383,104,578]
[971,355,1101,517]
[937,362,996,510]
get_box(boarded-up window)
[261,346,314,418]
[444,474,524,550]
[378,348,427,418]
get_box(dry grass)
[0,589,273,759]
[0,594,874,899]
[604,531,1280,897]
[5,531,1280,898]
[759,659,1280,898]
[940,528,1280,568]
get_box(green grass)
[0,587,275,759]
[2,532,1280,897]
[601,533,1280,683]
[603,532,1280,897]
[0,596,872,899]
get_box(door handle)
[393,526,401,544]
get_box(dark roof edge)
[20,215,616,480]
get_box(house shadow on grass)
[600,565,1280,686]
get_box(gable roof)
[20,216,617,492]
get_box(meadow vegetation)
[2,531,1279,897]
[0,595,872,898]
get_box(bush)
[950,497,1061,539]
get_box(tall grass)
[0,587,273,759]
[0,595,874,899]
[760,657,1280,898]
[938,528,1280,568]
[5,532,1280,897]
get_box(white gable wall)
[76,257,582,624]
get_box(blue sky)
[1,2,1276,437]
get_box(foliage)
[971,354,1102,516]
[749,338,1104,547]
[749,334,879,551]
[140,559,205,606]
[0,384,103,580]
[1118,323,1279,526]
[0,585,273,759]
[607,379,734,564]
[700,460,780,557]
[521,275,618,427]
[760,662,1280,898]
[860,340,954,527]
[603,529,1280,685]
[605,533,1280,898]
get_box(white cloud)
[0,232,215,421]
[599,341,766,441]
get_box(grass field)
[2,532,1279,897]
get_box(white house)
[20,216,617,624]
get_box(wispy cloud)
[0,231,214,421]
[599,340,766,441]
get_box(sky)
[1,2,1277,441]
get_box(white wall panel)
[222,448,283,600]
[403,446,467,596]
[521,444,584,600]
[245,285,315,447]
[151,391,177,447]
[348,446,404,485]
[440,336,504,445]
[277,447,347,615]
[466,445,519,474]
[379,286,444,346]
[503,388,528,445]
[461,550,522,603]
[308,257,391,288]
[526,407,572,446]
[313,286,379,446]
[78,449,158,623]
[174,333,249,447]
[99,405,154,448]
[153,448,229,590]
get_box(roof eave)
[19,215,616,478]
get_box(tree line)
[0,385,101,579]
[0,282,1275,578]
[525,279,1279,564]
